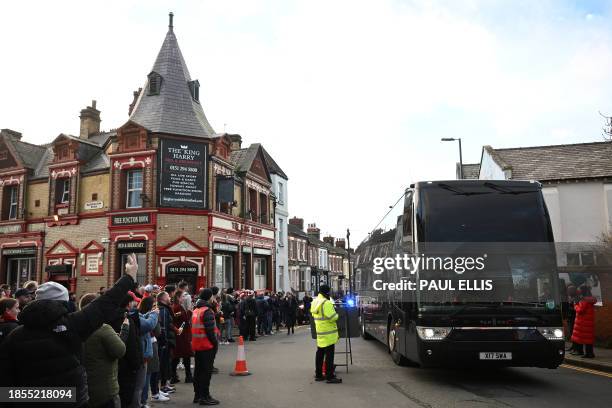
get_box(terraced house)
[0,14,286,297]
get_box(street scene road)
[165,327,612,408]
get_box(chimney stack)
[128,88,142,116]
[228,134,242,151]
[79,100,101,139]
[307,223,320,241]
[323,236,334,246]
[335,239,346,249]
[289,217,304,231]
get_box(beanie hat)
[36,281,69,302]
[199,288,213,301]
[319,284,331,296]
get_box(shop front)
[209,215,275,291]
[116,240,148,284]
[157,237,208,291]
[212,242,239,291]
[108,211,156,287]
[2,246,37,291]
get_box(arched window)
[148,71,163,95]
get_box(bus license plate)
[479,352,512,360]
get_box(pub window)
[254,258,267,290]
[35,199,40,207]
[126,169,143,208]
[216,176,235,214]
[91,193,98,201]
[259,193,268,223]
[248,188,257,221]
[2,186,19,220]
[55,178,70,204]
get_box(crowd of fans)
[0,264,317,407]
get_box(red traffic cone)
[230,336,251,376]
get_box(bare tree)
[599,111,612,141]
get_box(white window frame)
[126,170,143,209]
[278,218,284,244]
[278,182,284,204]
[8,186,18,220]
[59,179,70,204]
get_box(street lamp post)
[441,137,463,179]
[346,228,353,295]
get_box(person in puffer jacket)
[570,285,597,359]
[0,254,140,408]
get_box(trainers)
[160,386,175,394]
[159,391,169,397]
[326,377,342,384]
[314,376,325,382]
[151,393,170,402]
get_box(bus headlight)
[537,327,564,340]
[416,326,451,340]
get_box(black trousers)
[315,344,335,379]
[159,345,171,385]
[193,348,217,399]
[246,316,257,340]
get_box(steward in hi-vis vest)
[191,288,220,405]
[310,284,342,384]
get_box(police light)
[344,294,356,308]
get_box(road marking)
[560,364,612,379]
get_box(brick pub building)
[0,14,282,298]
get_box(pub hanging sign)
[159,138,207,209]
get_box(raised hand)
[125,253,139,281]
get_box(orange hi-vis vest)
[191,306,217,351]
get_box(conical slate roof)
[129,19,215,138]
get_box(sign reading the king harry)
[159,138,207,208]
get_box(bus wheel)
[360,316,374,340]
[387,327,409,366]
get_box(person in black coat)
[286,293,298,335]
[0,298,20,346]
[116,297,143,408]
[0,254,140,408]
[245,294,258,341]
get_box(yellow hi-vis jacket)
[310,293,339,347]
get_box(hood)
[311,294,326,315]
[19,299,68,330]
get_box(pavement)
[160,326,612,408]
[563,342,612,373]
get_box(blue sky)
[1,0,611,243]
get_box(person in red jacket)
[570,286,596,358]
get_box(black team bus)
[357,180,565,368]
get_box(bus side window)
[402,191,414,247]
